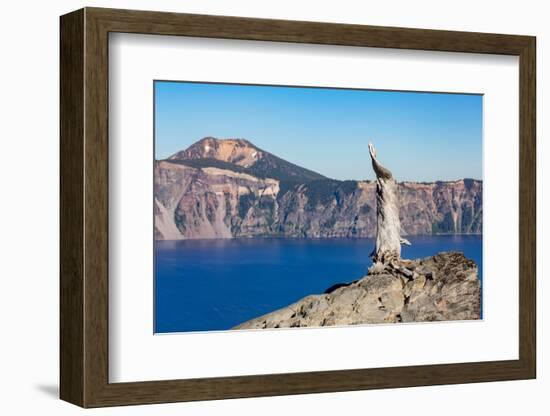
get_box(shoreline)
[155,234,483,243]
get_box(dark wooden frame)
[60,7,536,408]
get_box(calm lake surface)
[155,235,482,333]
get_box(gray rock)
[233,251,481,329]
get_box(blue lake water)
[154,235,482,333]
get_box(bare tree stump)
[368,142,410,268]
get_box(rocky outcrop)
[154,138,483,240]
[233,251,481,329]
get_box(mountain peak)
[169,137,262,168]
[167,136,327,183]
[196,136,256,147]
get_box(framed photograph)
[60,7,536,407]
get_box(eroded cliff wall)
[154,160,482,240]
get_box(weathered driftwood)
[368,143,410,266]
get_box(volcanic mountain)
[154,137,482,240]
[167,137,326,183]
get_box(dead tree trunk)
[368,142,410,265]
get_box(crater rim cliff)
[155,137,483,240]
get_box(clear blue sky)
[155,81,482,182]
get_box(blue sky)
[155,81,482,182]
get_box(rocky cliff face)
[234,251,481,329]
[155,138,482,240]
[155,161,280,240]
